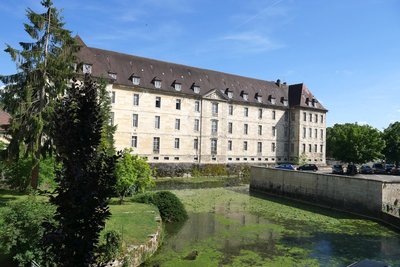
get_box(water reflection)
[146,187,400,266]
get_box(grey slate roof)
[76,36,326,111]
[289,83,327,111]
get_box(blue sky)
[1,0,399,130]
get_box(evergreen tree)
[43,77,118,266]
[0,0,79,189]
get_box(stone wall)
[250,166,400,228]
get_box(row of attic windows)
[82,63,287,104]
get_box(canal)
[144,186,400,266]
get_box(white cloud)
[221,32,283,53]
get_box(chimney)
[276,79,281,87]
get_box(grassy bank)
[154,175,249,190]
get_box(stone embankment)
[107,215,163,267]
[250,166,400,230]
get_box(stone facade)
[76,37,327,165]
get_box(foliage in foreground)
[96,230,122,265]
[115,149,154,204]
[0,199,55,266]
[133,191,188,223]
[43,77,118,266]
[326,123,384,164]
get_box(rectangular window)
[321,115,324,123]
[133,94,139,106]
[314,129,318,139]
[194,119,200,131]
[132,76,140,85]
[258,125,262,135]
[131,136,137,148]
[272,126,276,137]
[109,112,114,126]
[309,144,312,153]
[244,124,248,135]
[229,105,233,115]
[154,80,162,88]
[271,142,276,152]
[174,138,180,149]
[111,91,116,104]
[195,101,200,112]
[228,140,232,151]
[309,128,312,138]
[258,108,262,119]
[257,142,262,153]
[315,114,318,123]
[303,127,306,138]
[320,129,324,140]
[211,139,217,154]
[132,113,138,127]
[314,144,318,153]
[309,113,312,122]
[194,138,199,150]
[212,102,218,115]
[244,107,249,117]
[320,145,323,153]
[154,116,160,129]
[175,118,180,130]
[153,137,160,153]
[83,64,92,74]
[272,110,276,120]
[176,99,181,110]
[211,120,218,134]
[302,143,306,153]
[243,141,248,151]
[303,112,307,122]
[228,122,233,134]
[155,97,161,108]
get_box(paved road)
[319,170,400,182]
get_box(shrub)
[132,191,187,223]
[97,230,122,264]
[152,191,188,222]
[0,199,56,265]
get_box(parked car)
[275,164,295,170]
[359,165,373,174]
[346,164,358,175]
[297,164,318,171]
[385,164,395,174]
[372,163,385,174]
[332,165,344,175]
[390,167,400,175]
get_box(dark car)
[346,164,358,175]
[359,165,373,174]
[297,164,318,171]
[275,164,295,170]
[390,167,400,175]
[332,165,344,175]
[372,163,385,174]
[385,164,395,174]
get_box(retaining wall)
[250,166,400,228]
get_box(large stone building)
[77,37,327,165]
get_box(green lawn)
[105,201,160,245]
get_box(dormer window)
[255,93,262,103]
[83,64,92,74]
[241,91,248,101]
[108,72,117,80]
[306,98,312,107]
[173,82,181,91]
[269,95,276,105]
[225,88,233,99]
[152,77,162,88]
[312,98,317,107]
[191,83,201,94]
[131,76,140,85]
[281,97,288,106]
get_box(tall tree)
[43,77,118,266]
[326,123,384,164]
[383,122,400,166]
[0,0,78,189]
